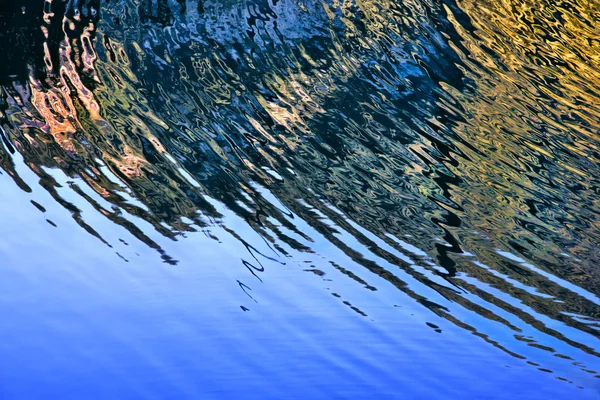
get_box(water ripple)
[0,0,599,394]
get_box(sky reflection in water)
[0,0,599,398]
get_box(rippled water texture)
[0,0,599,398]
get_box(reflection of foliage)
[1,0,599,381]
[139,0,205,25]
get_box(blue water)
[0,0,599,398]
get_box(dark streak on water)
[0,0,599,398]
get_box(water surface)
[0,0,599,398]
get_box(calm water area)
[0,0,599,398]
